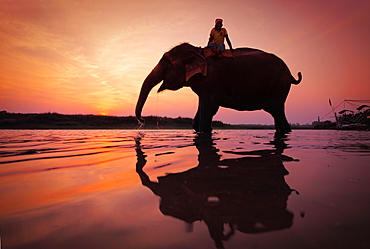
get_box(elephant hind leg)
[264,106,291,135]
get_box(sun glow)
[0,0,369,124]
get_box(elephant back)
[233,47,274,58]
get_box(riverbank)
[0,111,313,130]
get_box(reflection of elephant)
[135,43,302,134]
[135,134,298,249]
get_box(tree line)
[0,111,312,129]
[0,111,230,129]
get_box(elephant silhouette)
[135,134,299,249]
[135,43,302,134]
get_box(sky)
[1,0,369,124]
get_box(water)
[0,129,369,249]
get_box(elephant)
[135,43,302,134]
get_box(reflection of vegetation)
[0,111,313,129]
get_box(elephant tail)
[291,72,302,85]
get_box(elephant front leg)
[194,96,219,133]
[192,111,200,132]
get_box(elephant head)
[135,43,206,124]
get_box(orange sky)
[1,0,369,124]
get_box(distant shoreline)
[0,111,314,130]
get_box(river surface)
[0,129,369,249]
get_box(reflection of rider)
[135,134,297,249]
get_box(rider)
[208,18,233,54]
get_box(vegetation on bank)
[0,111,313,129]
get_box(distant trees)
[0,112,230,129]
[0,112,315,129]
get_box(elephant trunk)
[135,59,165,124]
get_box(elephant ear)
[185,51,207,82]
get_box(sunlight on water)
[0,129,369,249]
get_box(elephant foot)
[192,124,213,134]
[274,131,291,139]
[194,130,213,135]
